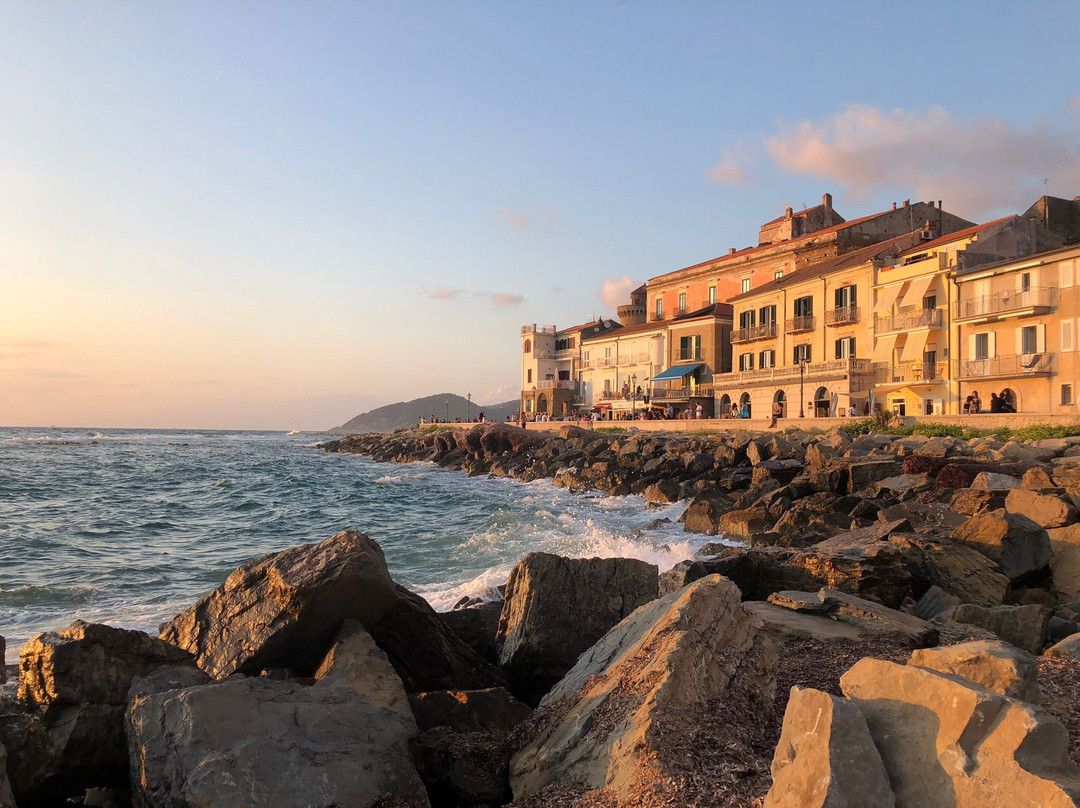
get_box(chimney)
[903,200,910,208]
[728,247,736,255]
[785,207,793,219]
[892,202,897,210]
[928,200,935,208]
[822,193,832,208]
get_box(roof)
[725,235,917,303]
[896,216,1014,257]
[670,302,734,321]
[760,201,833,227]
[648,205,916,285]
[559,317,619,335]
[580,318,665,341]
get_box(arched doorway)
[739,392,751,418]
[1001,387,1018,413]
[814,387,830,418]
[718,393,731,418]
[773,389,786,418]
[560,401,569,416]
[536,393,548,414]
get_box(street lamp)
[445,398,449,423]
[630,373,637,418]
[799,359,807,418]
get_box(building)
[579,319,666,416]
[644,195,974,323]
[520,318,619,417]
[648,303,733,418]
[953,242,1080,414]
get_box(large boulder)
[408,687,530,735]
[952,512,1053,580]
[680,489,735,534]
[887,534,1010,607]
[160,531,502,692]
[908,639,1041,703]
[509,575,776,802]
[940,603,1051,656]
[841,658,1080,807]
[1006,487,1079,529]
[496,553,657,705]
[437,601,502,665]
[128,622,430,808]
[717,506,774,538]
[766,588,937,648]
[0,743,13,808]
[1045,633,1080,660]
[763,686,894,808]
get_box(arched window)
[523,339,532,354]
[773,389,786,417]
[738,392,751,418]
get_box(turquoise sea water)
[0,428,707,664]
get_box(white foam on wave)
[415,566,510,612]
[374,475,405,484]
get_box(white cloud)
[706,146,754,186]
[489,292,524,307]
[599,276,640,310]
[494,205,531,229]
[423,287,464,300]
[710,102,1080,218]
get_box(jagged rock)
[717,506,774,538]
[643,479,681,505]
[953,511,1053,580]
[495,553,658,705]
[1023,467,1057,489]
[879,502,966,536]
[887,533,1010,607]
[908,639,1041,702]
[408,687,530,734]
[753,459,804,485]
[875,473,933,495]
[1006,487,1079,529]
[411,726,510,808]
[950,487,1010,516]
[0,743,14,808]
[763,686,894,808]
[745,600,895,644]
[438,602,502,666]
[841,658,1080,807]
[911,585,961,620]
[679,488,735,534]
[1045,633,1080,659]
[971,471,1022,490]
[128,623,429,808]
[509,575,775,802]
[941,603,1051,655]
[160,531,501,692]
[766,588,937,647]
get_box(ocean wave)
[0,584,99,607]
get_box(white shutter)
[1063,320,1075,352]
[1016,327,1024,355]
[1062,261,1074,289]
[989,332,997,358]
[968,334,976,360]
[1038,323,1046,353]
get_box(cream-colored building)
[579,320,666,416]
[953,243,1080,414]
[520,319,618,417]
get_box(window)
[1020,273,1032,293]
[708,286,717,304]
[583,350,590,363]
[923,294,937,310]
[1021,325,1038,355]
[1062,261,1075,289]
[523,340,532,354]
[741,278,751,294]
[739,310,756,330]
[655,298,663,319]
[739,352,754,371]
[793,344,812,364]
[793,296,813,317]
[974,333,990,360]
[834,285,857,309]
[759,350,775,369]
[774,271,783,280]
[526,369,533,383]
[1063,385,1074,406]
[680,335,701,361]
[678,292,687,313]
[835,337,856,359]
[1064,320,1075,352]
[759,305,777,325]
[558,370,570,381]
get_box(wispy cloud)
[0,339,58,358]
[494,205,531,229]
[489,292,524,307]
[422,287,465,301]
[706,145,754,186]
[599,276,640,310]
[709,101,1080,217]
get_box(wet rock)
[643,479,681,505]
[763,686,894,808]
[908,639,1041,702]
[495,553,658,705]
[841,658,1080,807]
[509,575,776,802]
[940,603,1051,655]
[953,511,1053,581]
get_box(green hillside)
[330,393,518,433]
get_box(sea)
[0,427,717,666]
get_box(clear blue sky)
[2,1,1079,429]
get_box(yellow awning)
[900,274,935,309]
[872,283,904,314]
[872,332,899,362]
[900,329,930,363]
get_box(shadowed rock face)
[158,530,504,693]
[495,552,658,706]
[510,574,776,802]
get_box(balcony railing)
[532,350,557,360]
[883,361,948,384]
[784,316,815,334]
[583,353,652,369]
[649,385,715,400]
[555,348,578,359]
[956,287,1056,321]
[731,322,778,343]
[677,350,703,361]
[825,306,861,326]
[958,354,1054,379]
[534,380,579,390]
[875,309,944,334]
[521,324,556,335]
[717,358,876,386]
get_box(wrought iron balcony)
[875,309,944,334]
[717,358,875,386]
[955,287,1056,322]
[957,354,1054,379]
[784,316,815,334]
[883,361,949,383]
[731,322,778,343]
[825,306,860,326]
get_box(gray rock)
[1005,487,1079,529]
[953,511,1053,580]
[912,585,961,620]
[1045,632,1080,660]
[766,588,937,647]
[941,603,1051,655]
[0,743,14,808]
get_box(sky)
[2,1,1080,430]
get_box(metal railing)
[531,350,556,360]
[825,306,861,326]
[956,287,1056,320]
[678,350,703,361]
[958,354,1054,379]
[883,361,948,383]
[785,316,815,334]
[649,385,715,400]
[717,358,876,385]
[731,322,778,343]
[534,380,579,390]
[875,309,944,334]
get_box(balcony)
[717,358,876,387]
[521,324,556,335]
[875,309,945,334]
[731,322,778,344]
[882,361,948,384]
[957,354,1054,380]
[534,380,579,391]
[649,385,715,400]
[785,316,816,334]
[677,350,703,361]
[531,350,557,360]
[825,306,861,327]
[955,287,1056,322]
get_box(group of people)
[963,390,1016,414]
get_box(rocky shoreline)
[3,422,1080,806]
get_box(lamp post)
[467,393,471,422]
[799,359,807,418]
[630,373,637,418]
[445,398,449,423]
